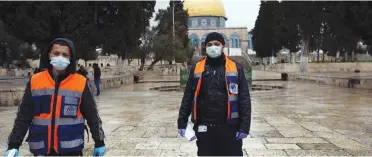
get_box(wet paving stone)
[2,76,372,156]
[265,144,301,150]
[297,143,341,150]
[285,149,351,156]
[250,130,284,138]
[266,137,329,144]
[245,149,288,156]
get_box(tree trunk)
[344,52,348,62]
[94,2,98,25]
[147,58,161,71]
[317,49,320,62]
[289,52,292,64]
[352,50,355,62]
[139,57,145,71]
[300,35,310,72]
[116,57,120,67]
[322,52,325,62]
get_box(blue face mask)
[206,46,222,58]
[50,56,70,71]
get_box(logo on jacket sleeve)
[64,105,77,116]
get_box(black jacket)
[7,38,105,150]
[94,67,101,79]
[177,55,252,133]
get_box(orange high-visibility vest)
[26,70,86,155]
[192,55,239,124]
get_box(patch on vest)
[64,96,78,105]
[64,105,77,116]
[229,83,239,94]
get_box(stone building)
[184,0,248,57]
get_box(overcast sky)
[150,0,260,31]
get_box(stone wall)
[288,73,372,89]
[88,75,133,95]
[0,65,137,77]
[0,68,175,106]
[138,65,180,80]
[0,75,134,107]
[0,68,34,77]
[0,86,24,107]
[254,63,372,73]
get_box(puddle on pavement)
[104,91,159,97]
[149,84,285,92]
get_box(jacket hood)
[39,38,77,74]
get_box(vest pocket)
[32,96,51,115]
[25,125,48,155]
[58,124,85,153]
[61,96,79,118]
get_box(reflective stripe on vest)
[60,139,84,149]
[28,70,86,155]
[29,141,45,150]
[32,117,85,125]
[192,55,239,123]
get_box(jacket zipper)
[50,75,60,152]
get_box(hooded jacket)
[7,38,105,151]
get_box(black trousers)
[193,124,243,156]
[40,149,83,156]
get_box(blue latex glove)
[92,145,106,156]
[4,149,18,157]
[236,132,248,140]
[178,129,186,137]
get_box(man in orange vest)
[4,38,106,156]
[178,32,251,156]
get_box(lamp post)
[172,0,175,63]
[172,1,175,39]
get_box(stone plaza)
[0,71,371,156]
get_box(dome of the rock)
[183,0,226,18]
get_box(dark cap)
[204,32,225,46]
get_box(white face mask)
[206,46,222,58]
[50,56,70,71]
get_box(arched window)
[230,33,241,48]
[201,33,208,43]
[188,33,200,48]
[247,33,253,49]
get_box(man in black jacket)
[93,63,101,96]
[177,32,251,156]
[4,38,106,156]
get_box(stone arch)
[188,33,200,47]
[220,33,228,46]
[230,32,241,48]
[201,33,208,43]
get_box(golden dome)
[183,0,226,18]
